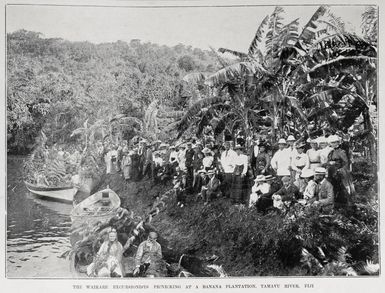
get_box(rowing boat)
[70,188,121,223]
[24,181,78,203]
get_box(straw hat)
[300,169,314,178]
[317,136,327,144]
[202,147,212,154]
[264,175,275,181]
[207,170,215,175]
[328,135,341,143]
[295,141,306,149]
[314,167,327,175]
[287,135,295,141]
[254,175,266,182]
[278,138,286,144]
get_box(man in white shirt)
[271,138,291,177]
[219,141,237,198]
[286,135,297,181]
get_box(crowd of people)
[101,133,355,213]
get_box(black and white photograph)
[3,0,382,290]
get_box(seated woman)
[249,175,269,208]
[87,228,124,278]
[255,175,280,213]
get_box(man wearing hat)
[314,167,334,211]
[152,152,165,184]
[201,170,221,205]
[274,176,301,208]
[326,134,355,206]
[219,141,237,198]
[271,138,291,178]
[254,141,271,176]
[185,141,195,191]
[286,135,297,181]
[291,141,309,192]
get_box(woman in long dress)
[230,145,248,204]
[87,228,124,277]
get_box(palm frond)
[265,6,285,57]
[248,15,270,56]
[177,96,229,134]
[297,6,328,47]
[218,48,248,59]
[308,56,376,79]
[209,46,229,68]
[205,61,267,86]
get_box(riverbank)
[93,163,378,276]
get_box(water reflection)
[7,157,72,278]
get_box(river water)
[7,156,72,278]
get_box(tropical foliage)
[7,31,221,153]
[179,6,377,162]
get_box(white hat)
[278,138,286,144]
[317,136,327,144]
[300,169,314,178]
[287,135,295,141]
[202,147,212,154]
[314,167,327,175]
[328,135,341,143]
[254,175,266,182]
[307,138,318,144]
[159,143,168,149]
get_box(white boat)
[70,188,121,223]
[24,181,78,203]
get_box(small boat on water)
[24,181,78,203]
[70,188,121,223]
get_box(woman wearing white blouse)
[230,145,248,204]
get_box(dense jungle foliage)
[7,30,221,153]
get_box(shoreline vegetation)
[8,5,378,277]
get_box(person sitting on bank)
[201,169,221,205]
[299,168,317,205]
[274,176,302,207]
[133,232,163,277]
[87,228,124,278]
[249,175,270,208]
[313,167,334,212]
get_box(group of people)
[102,133,355,213]
[29,144,83,187]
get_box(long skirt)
[221,173,233,198]
[328,166,355,206]
[230,175,244,204]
